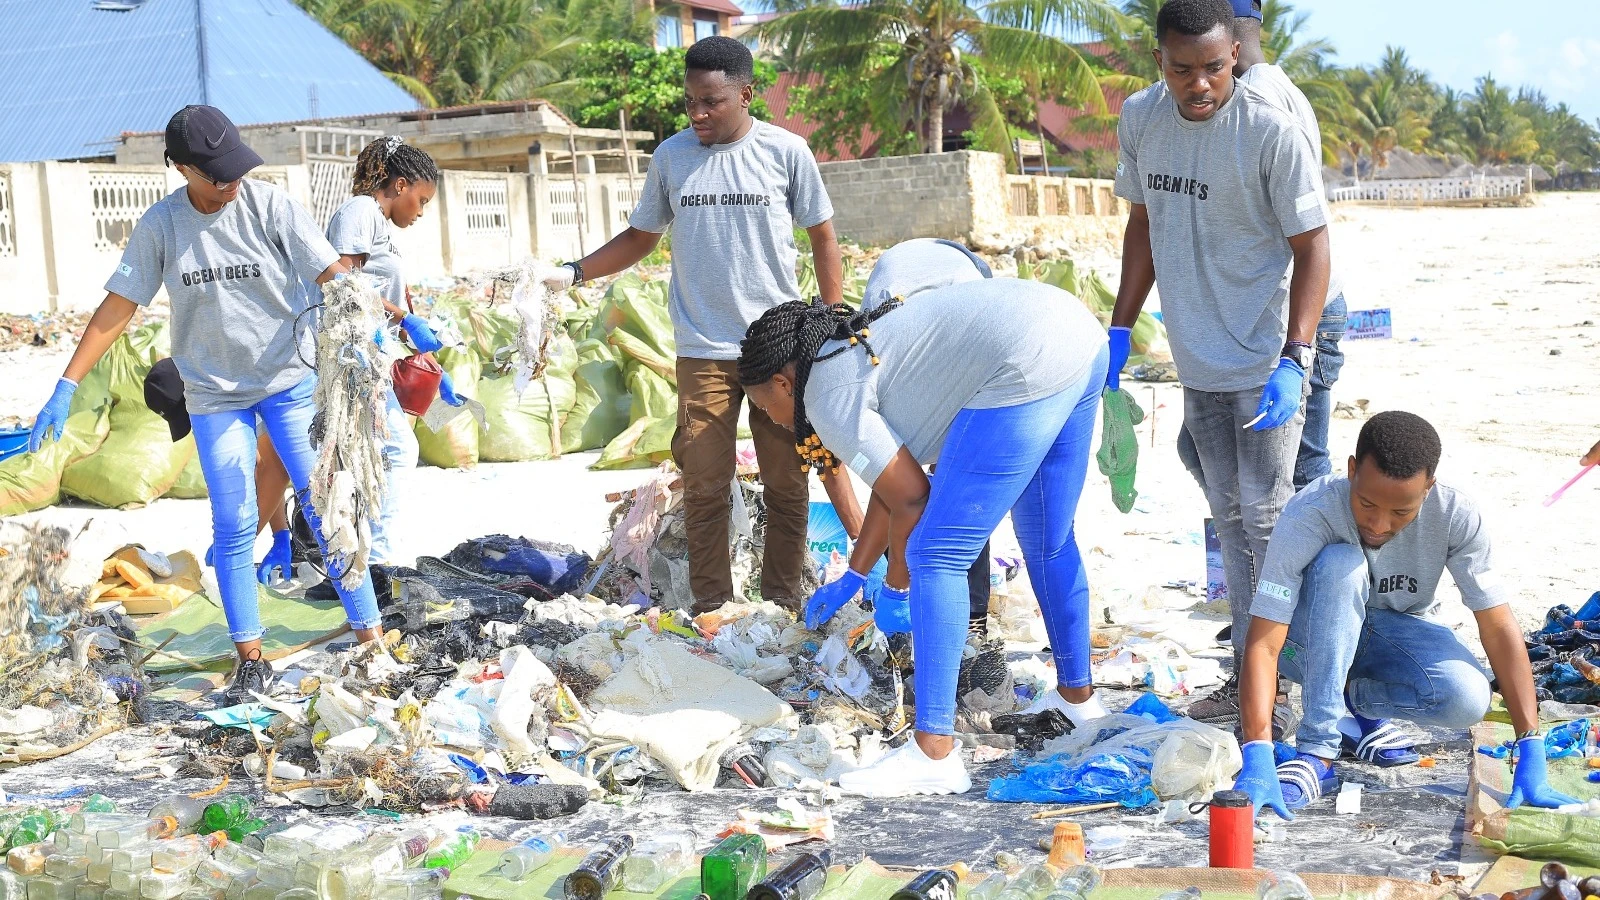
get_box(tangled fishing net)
[478,258,567,394]
[309,274,393,590]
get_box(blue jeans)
[190,376,382,642]
[1295,295,1347,488]
[906,345,1107,734]
[1175,293,1349,492]
[1183,382,1305,671]
[1278,544,1492,759]
[368,390,417,565]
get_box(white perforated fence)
[1328,176,1527,203]
[0,173,14,257]
[309,161,355,230]
[464,178,510,235]
[90,171,166,253]
[612,184,636,228]
[548,181,588,233]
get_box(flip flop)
[1278,755,1339,810]
[1339,717,1422,767]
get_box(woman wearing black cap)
[28,105,383,704]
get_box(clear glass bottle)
[621,830,696,893]
[969,874,1011,900]
[23,875,76,900]
[499,832,564,880]
[148,799,207,836]
[44,852,90,881]
[371,866,450,900]
[99,818,178,850]
[140,867,196,899]
[1050,865,1104,900]
[1257,871,1314,900]
[150,834,225,873]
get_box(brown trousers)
[672,357,809,612]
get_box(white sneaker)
[1024,688,1110,728]
[838,737,972,798]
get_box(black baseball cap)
[144,358,191,442]
[1229,0,1262,19]
[164,105,263,184]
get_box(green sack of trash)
[561,340,633,453]
[477,333,579,462]
[591,274,676,384]
[61,324,195,509]
[1020,260,1168,374]
[591,414,676,471]
[0,405,110,517]
[165,442,208,499]
[1097,387,1145,514]
[415,345,483,469]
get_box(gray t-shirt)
[1114,79,1329,393]
[326,195,404,309]
[861,238,991,311]
[630,120,834,360]
[1238,64,1345,304]
[106,179,339,415]
[804,278,1104,486]
[1251,475,1510,624]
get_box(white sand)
[3,194,1598,635]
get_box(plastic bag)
[1149,719,1242,803]
[591,414,676,471]
[414,345,483,468]
[986,749,1158,807]
[561,340,632,453]
[1097,388,1145,514]
[477,333,578,462]
[0,406,110,517]
[164,441,209,499]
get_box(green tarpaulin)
[136,589,351,674]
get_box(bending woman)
[28,106,383,704]
[739,240,1110,798]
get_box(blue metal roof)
[0,0,421,162]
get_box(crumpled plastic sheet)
[1095,637,1224,696]
[815,635,871,700]
[445,534,592,596]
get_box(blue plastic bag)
[1124,692,1178,723]
[986,751,1159,808]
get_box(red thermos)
[1207,790,1254,869]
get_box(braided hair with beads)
[351,135,439,196]
[737,297,902,477]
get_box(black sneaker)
[1185,672,1241,722]
[221,658,275,707]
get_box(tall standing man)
[541,36,857,613]
[1108,0,1332,716]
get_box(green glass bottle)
[11,809,58,846]
[700,834,767,900]
[82,795,116,814]
[226,817,267,843]
[421,829,480,870]
[200,796,252,834]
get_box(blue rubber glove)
[1508,736,1581,809]
[438,372,467,407]
[874,585,912,635]
[806,569,866,630]
[1106,326,1132,391]
[1234,740,1294,820]
[29,378,77,453]
[205,544,214,569]
[1250,358,1306,431]
[256,529,294,585]
[400,314,444,353]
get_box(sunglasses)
[184,165,241,190]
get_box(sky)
[1296,0,1600,124]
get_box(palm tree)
[1463,75,1538,164]
[1515,89,1600,170]
[756,0,1127,158]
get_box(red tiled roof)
[679,0,744,17]
[761,71,878,161]
[1038,92,1124,154]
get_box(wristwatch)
[564,260,585,285]
[1281,341,1314,370]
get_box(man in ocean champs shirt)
[537,37,856,613]
[1231,412,1575,815]
[1107,0,1332,721]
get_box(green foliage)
[571,42,775,146]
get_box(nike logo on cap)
[205,129,225,149]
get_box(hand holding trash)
[540,263,577,293]
[439,372,467,407]
[400,313,444,353]
[1106,327,1132,391]
[1507,736,1580,809]
[1234,740,1293,820]
[1250,359,1306,431]
[806,569,866,630]
[256,529,293,585]
[28,377,77,453]
[874,585,911,634]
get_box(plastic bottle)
[420,828,480,871]
[25,875,75,900]
[1257,872,1314,900]
[141,867,197,899]
[499,833,565,880]
[563,835,634,900]
[99,817,179,849]
[371,866,450,900]
[199,799,252,836]
[890,868,959,900]
[700,833,767,900]
[621,830,696,892]
[746,849,831,900]
[44,851,90,881]
[968,873,1011,900]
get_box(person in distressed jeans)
[1109,0,1332,722]
[540,37,859,613]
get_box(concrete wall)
[818,150,1127,255]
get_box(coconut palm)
[1463,75,1537,165]
[756,0,1128,159]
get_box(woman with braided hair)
[326,135,459,567]
[739,240,1111,797]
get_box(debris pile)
[1528,591,1600,704]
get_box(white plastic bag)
[1150,719,1241,802]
